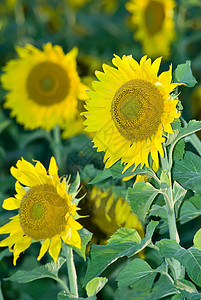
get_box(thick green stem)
[52,125,62,169]
[64,245,78,297]
[161,146,182,279]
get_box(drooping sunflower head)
[0,157,82,265]
[79,186,144,244]
[125,0,176,58]
[1,43,88,130]
[83,54,182,172]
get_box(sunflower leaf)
[126,182,159,220]
[174,279,201,300]
[174,60,197,87]
[108,228,141,245]
[116,258,157,289]
[179,195,201,224]
[86,277,108,297]
[193,229,201,250]
[83,221,158,286]
[173,151,201,193]
[5,257,66,283]
[157,239,201,287]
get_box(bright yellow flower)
[126,0,176,58]
[1,43,87,130]
[83,55,181,172]
[79,186,144,244]
[0,157,82,265]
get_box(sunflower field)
[0,0,201,299]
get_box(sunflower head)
[125,0,176,58]
[83,54,182,172]
[1,43,88,130]
[0,157,82,265]
[79,186,144,244]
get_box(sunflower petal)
[49,235,61,263]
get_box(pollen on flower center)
[19,184,69,240]
[111,79,164,142]
[145,1,165,35]
[27,62,69,106]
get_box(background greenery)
[0,0,201,299]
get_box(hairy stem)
[64,245,78,297]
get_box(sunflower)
[1,43,87,130]
[125,0,176,58]
[79,186,144,245]
[66,0,91,10]
[0,157,82,265]
[83,55,181,172]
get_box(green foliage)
[126,182,159,220]
[116,258,157,289]
[174,61,198,87]
[173,151,201,193]
[5,257,66,284]
[194,228,201,249]
[107,228,141,244]
[71,228,93,261]
[86,277,108,297]
[157,239,201,287]
[83,221,158,286]
[179,195,201,224]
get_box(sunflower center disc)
[27,62,69,106]
[111,79,164,142]
[19,185,68,240]
[145,1,165,35]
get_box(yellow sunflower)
[125,0,176,58]
[66,0,91,10]
[1,43,87,130]
[83,55,181,172]
[0,157,82,265]
[79,186,144,245]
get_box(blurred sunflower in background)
[83,55,181,172]
[126,0,176,58]
[1,43,87,131]
[190,84,201,139]
[0,157,82,265]
[66,0,92,10]
[79,186,144,245]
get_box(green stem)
[161,146,182,280]
[64,245,78,297]
[162,147,180,243]
[52,125,63,169]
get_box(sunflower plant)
[81,56,201,299]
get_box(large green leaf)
[173,151,201,193]
[107,228,141,245]
[193,228,201,250]
[179,195,201,224]
[86,277,108,297]
[5,257,66,283]
[126,182,159,220]
[83,221,158,286]
[116,258,157,290]
[157,239,201,287]
[174,279,201,300]
[174,60,197,87]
